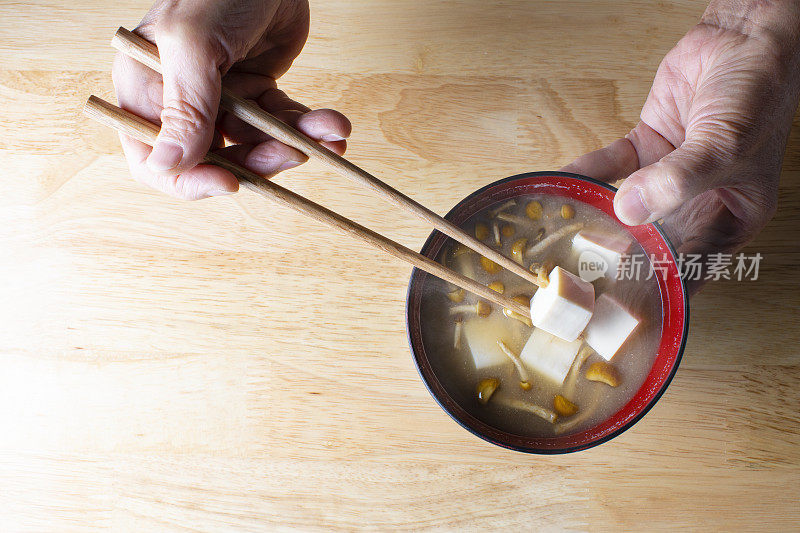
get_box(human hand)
[112,0,351,200]
[561,2,800,290]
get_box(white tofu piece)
[584,294,640,360]
[573,230,632,279]
[530,266,594,342]
[519,328,583,384]
[462,314,526,370]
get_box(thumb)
[614,140,725,225]
[147,24,224,177]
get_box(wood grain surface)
[1,0,799,531]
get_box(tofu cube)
[530,266,594,342]
[463,314,526,370]
[573,230,632,279]
[584,294,640,360]
[519,328,583,384]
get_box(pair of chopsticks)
[84,27,539,318]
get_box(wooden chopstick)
[110,27,544,289]
[84,95,532,319]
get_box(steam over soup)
[420,195,662,437]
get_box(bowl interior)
[406,172,688,453]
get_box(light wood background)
[1,1,799,531]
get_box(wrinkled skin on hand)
[113,0,351,200]
[562,22,800,293]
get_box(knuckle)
[173,175,207,201]
[702,121,756,161]
[676,138,737,188]
[154,17,194,45]
[160,101,210,137]
[154,17,228,66]
[654,163,691,206]
[150,173,194,201]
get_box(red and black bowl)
[406,171,689,454]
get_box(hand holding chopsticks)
[111,27,543,290]
[86,27,543,318]
[84,95,532,318]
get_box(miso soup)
[419,195,662,437]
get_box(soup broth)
[419,195,663,437]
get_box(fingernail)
[616,188,651,225]
[277,159,303,172]
[147,140,183,172]
[208,189,236,197]
[321,134,345,142]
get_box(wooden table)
[1,1,798,530]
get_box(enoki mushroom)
[497,340,531,389]
[525,222,584,259]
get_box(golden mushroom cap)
[487,281,505,294]
[585,361,621,387]
[476,378,500,404]
[479,256,502,274]
[526,200,543,220]
[447,288,466,303]
[553,394,579,417]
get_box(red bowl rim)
[405,171,689,454]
